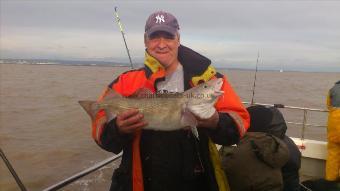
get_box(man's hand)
[116,109,148,134]
[196,111,219,129]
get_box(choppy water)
[0,63,339,190]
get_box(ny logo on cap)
[155,14,165,23]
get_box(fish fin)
[191,127,200,140]
[78,100,98,121]
[103,88,123,100]
[181,108,199,139]
[129,88,154,98]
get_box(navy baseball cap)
[145,11,180,37]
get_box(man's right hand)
[116,109,148,134]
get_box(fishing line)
[250,51,260,105]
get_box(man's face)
[145,31,180,68]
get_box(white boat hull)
[291,137,327,179]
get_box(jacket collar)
[178,45,211,77]
[144,51,165,74]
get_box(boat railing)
[4,102,329,191]
[0,148,28,191]
[42,153,122,191]
[242,101,329,141]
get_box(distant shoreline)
[0,62,270,72]
[1,60,339,73]
[0,62,132,68]
[0,58,134,68]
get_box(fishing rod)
[250,51,260,105]
[114,6,134,69]
[0,148,27,191]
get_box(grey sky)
[1,0,340,71]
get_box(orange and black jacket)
[92,45,250,191]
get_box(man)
[92,11,249,191]
[222,105,300,191]
[326,80,340,181]
[246,105,301,191]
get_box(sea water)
[0,63,339,190]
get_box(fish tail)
[78,100,99,121]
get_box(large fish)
[79,78,223,137]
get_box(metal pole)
[301,109,308,140]
[242,101,329,112]
[0,148,27,191]
[114,7,134,69]
[43,153,122,191]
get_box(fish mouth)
[213,90,224,97]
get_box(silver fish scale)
[100,97,185,131]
